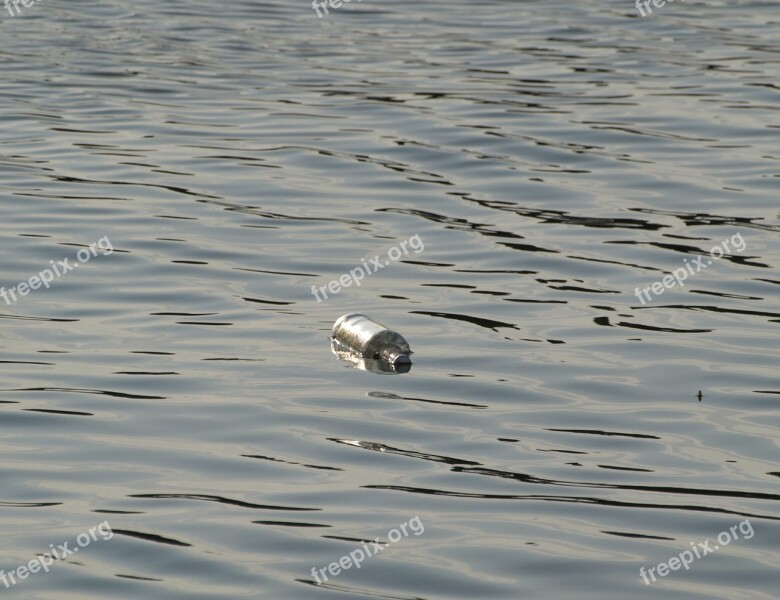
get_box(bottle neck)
[380,346,412,371]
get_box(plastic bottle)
[332,314,412,370]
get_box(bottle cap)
[392,354,412,373]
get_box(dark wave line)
[364,485,780,521]
[129,493,319,512]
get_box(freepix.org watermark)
[636,0,685,18]
[4,0,44,18]
[310,234,424,303]
[1,521,113,589]
[639,519,754,585]
[634,232,745,305]
[312,0,361,18]
[1,236,114,306]
[310,516,424,584]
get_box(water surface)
[1,0,779,598]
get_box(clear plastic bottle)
[332,314,412,370]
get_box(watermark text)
[1,236,114,306]
[311,234,424,303]
[311,516,424,584]
[1,521,113,589]
[640,519,754,584]
[634,232,745,305]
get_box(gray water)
[1,0,779,598]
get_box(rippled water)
[1,0,779,598]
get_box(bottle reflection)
[330,339,412,374]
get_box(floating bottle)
[332,314,412,372]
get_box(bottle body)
[332,314,412,369]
